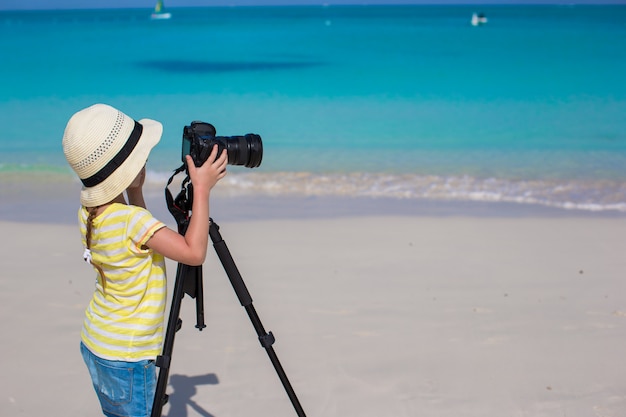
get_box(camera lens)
[220,134,263,168]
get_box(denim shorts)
[80,343,156,417]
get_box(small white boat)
[151,0,172,20]
[471,13,487,27]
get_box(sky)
[1,0,625,11]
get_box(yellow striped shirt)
[79,203,167,361]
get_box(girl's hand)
[186,145,227,195]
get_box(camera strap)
[164,164,191,233]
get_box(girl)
[62,103,227,417]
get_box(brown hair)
[86,206,107,293]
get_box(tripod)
[152,171,307,417]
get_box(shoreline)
[2,172,626,225]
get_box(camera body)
[182,121,263,168]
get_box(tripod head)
[164,164,194,234]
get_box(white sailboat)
[151,0,172,20]
[471,12,487,27]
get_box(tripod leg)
[194,268,206,330]
[209,219,307,417]
[151,263,201,417]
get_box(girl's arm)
[145,146,227,266]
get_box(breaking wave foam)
[149,171,626,213]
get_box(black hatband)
[81,121,143,188]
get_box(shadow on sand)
[163,373,220,417]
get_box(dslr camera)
[182,121,263,168]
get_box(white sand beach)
[1,184,625,417]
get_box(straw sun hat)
[62,104,162,207]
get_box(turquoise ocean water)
[1,5,626,212]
